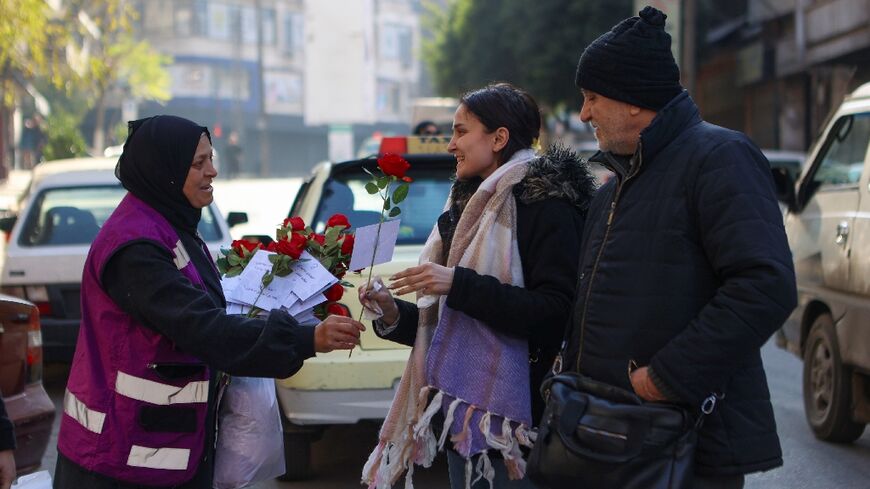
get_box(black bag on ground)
[527,372,708,489]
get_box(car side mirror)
[771,167,796,212]
[226,211,248,228]
[0,214,17,233]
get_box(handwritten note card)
[348,219,401,271]
[224,250,337,311]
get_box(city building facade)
[134,0,426,176]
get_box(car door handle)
[836,221,849,246]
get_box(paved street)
[37,340,869,488]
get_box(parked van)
[774,81,870,443]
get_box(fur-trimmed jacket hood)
[449,145,597,214]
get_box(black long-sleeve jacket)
[566,91,797,476]
[377,149,596,424]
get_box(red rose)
[266,241,277,252]
[232,239,259,253]
[283,216,306,231]
[327,214,350,229]
[327,303,349,317]
[324,283,344,302]
[377,153,411,178]
[275,233,306,259]
[340,234,354,255]
[309,233,326,246]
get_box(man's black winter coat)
[565,91,797,476]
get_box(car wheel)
[278,431,313,480]
[802,313,866,442]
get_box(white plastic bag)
[11,470,52,489]
[213,376,285,489]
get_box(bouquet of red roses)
[217,214,354,321]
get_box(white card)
[292,308,318,326]
[226,250,295,311]
[226,302,248,315]
[287,292,327,316]
[225,250,337,310]
[221,275,241,298]
[348,219,401,271]
[283,251,338,301]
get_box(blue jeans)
[447,449,538,489]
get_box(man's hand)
[358,277,400,325]
[313,315,365,353]
[630,366,667,402]
[389,263,454,297]
[0,449,15,489]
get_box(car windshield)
[19,184,223,246]
[313,163,453,245]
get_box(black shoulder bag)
[527,338,718,489]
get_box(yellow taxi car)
[276,136,454,479]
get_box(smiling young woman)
[360,83,597,489]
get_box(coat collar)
[590,90,702,179]
[638,90,701,163]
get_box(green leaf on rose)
[392,183,409,204]
[389,207,401,217]
[376,175,391,189]
[228,254,241,266]
[262,273,274,287]
[365,182,379,194]
[383,196,391,210]
[225,267,242,278]
[325,225,341,243]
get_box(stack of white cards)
[221,250,338,324]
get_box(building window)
[261,8,277,45]
[174,6,193,36]
[283,13,304,56]
[377,80,401,115]
[379,24,412,67]
[209,2,231,40]
[174,0,207,37]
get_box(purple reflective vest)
[58,193,213,486]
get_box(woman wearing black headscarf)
[54,115,365,489]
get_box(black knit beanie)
[575,6,683,111]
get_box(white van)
[0,157,236,362]
[775,81,870,443]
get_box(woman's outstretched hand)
[389,263,454,297]
[359,277,400,325]
[314,315,365,352]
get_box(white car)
[774,81,870,443]
[0,157,236,362]
[275,136,455,480]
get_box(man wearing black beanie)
[559,6,797,489]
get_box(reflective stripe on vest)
[115,371,208,405]
[127,445,190,471]
[172,240,190,270]
[63,389,106,434]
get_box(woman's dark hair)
[459,82,541,163]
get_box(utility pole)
[256,0,270,177]
[682,0,697,95]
